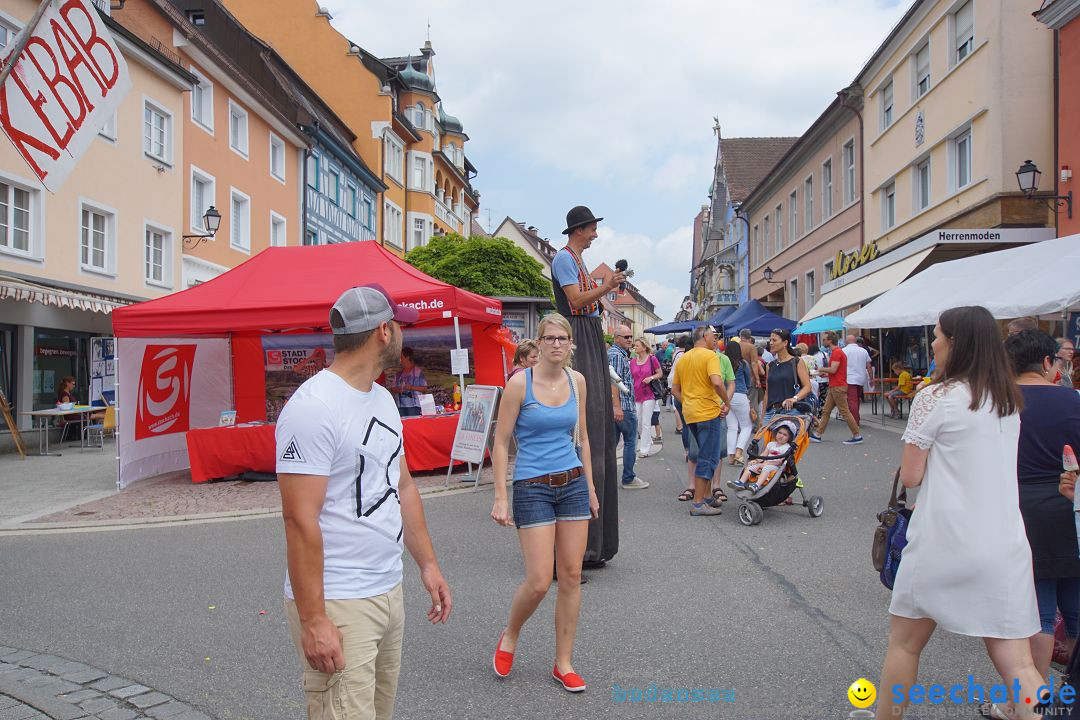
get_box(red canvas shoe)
[552,664,586,692]
[493,631,514,678]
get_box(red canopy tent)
[111,242,505,488]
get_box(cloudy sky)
[325,0,909,322]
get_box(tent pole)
[879,328,885,429]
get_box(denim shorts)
[512,473,590,529]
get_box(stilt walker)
[551,206,625,566]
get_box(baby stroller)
[729,403,824,526]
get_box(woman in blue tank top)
[489,313,597,693]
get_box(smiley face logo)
[847,678,876,708]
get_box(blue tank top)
[512,368,583,481]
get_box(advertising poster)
[501,310,528,344]
[388,325,474,409]
[450,385,500,464]
[262,334,336,422]
[91,337,116,404]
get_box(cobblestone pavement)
[0,646,211,719]
[21,465,490,527]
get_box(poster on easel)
[91,337,116,405]
[449,385,501,466]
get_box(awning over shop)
[0,276,132,314]
[799,247,935,323]
[845,233,1080,328]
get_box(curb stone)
[0,647,214,720]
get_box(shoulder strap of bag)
[889,467,908,507]
[565,368,581,449]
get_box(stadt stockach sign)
[0,0,131,191]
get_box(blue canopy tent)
[644,319,707,334]
[792,315,846,335]
[706,305,737,328]
[718,300,796,336]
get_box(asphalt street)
[0,413,1013,719]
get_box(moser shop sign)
[822,227,1055,294]
[830,240,879,280]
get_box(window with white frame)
[822,158,833,218]
[306,153,319,190]
[804,176,813,232]
[752,224,760,266]
[824,258,835,282]
[882,181,896,231]
[0,18,18,50]
[915,158,931,212]
[230,189,250,251]
[412,217,427,250]
[384,201,403,248]
[954,0,974,65]
[0,181,32,255]
[763,216,771,258]
[269,134,285,182]
[191,168,215,233]
[80,205,113,273]
[142,100,170,163]
[228,101,248,157]
[789,278,799,319]
[413,102,425,129]
[843,141,856,205]
[775,205,783,251]
[806,270,816,310]
[915,43,930,98]
[362,196,374,230]
[270,212,286,247]
[190,67,213,132]
[144,226,171,287]
[954,129,972,190]
[344,183,357,217]
[788,191,797,243]
[322,165,338,205]
[384,134,404,182]
[304,228,317,246]
[880,79,894,129]
[412,156,427,190]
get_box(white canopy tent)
[845,233,1080,328]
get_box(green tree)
[405,234,552,298]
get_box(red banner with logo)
[135,345,196,440]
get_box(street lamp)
[183,206,222,248]
[762,265,783,284]
[1016,160,1072,219]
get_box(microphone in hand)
[615,259,631,293]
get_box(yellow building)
[0,2,193,426]
[219,1,479,256]
[807,0,1055,319]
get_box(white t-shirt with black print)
[276,369,405,600]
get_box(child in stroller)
[732,421,795,492]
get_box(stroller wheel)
[738,501,763,526]
[808,495,824,518]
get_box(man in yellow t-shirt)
[672,325,731,516]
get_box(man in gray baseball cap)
[276,283,450,720]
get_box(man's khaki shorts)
[285,584,404,720]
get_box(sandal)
[712,489,728,503]
[677,489,694,502]
[977,702,1010,720]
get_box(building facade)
[1036,0,1080,238]
[219,0,480,256]
[806,0,1055,321]
[695,134,796,320]
[0,2,194,424]
[744,97,863,320]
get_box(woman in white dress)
[875,306,1043,720]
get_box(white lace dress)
[890,382,1040,638]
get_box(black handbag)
[648,378,665,399]
[872,468,912,589]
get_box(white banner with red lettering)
[0,0,132,191]
[117,337,231,489]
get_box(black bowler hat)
[562,205,603,235]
